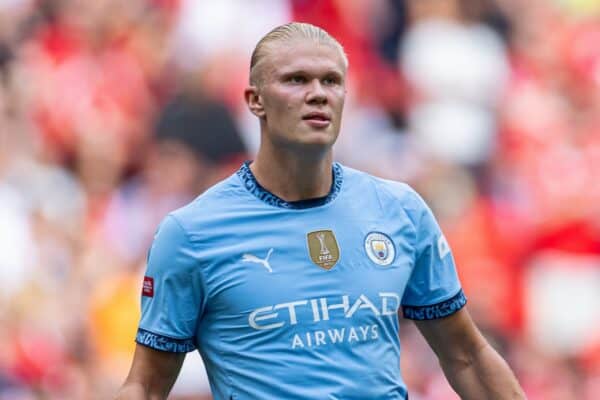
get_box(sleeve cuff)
[135,328,196,353]
[402,289,467,320]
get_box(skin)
[116,36,525,400]
[416,308,526,399]
[116,345,185,399]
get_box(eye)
[288,75,307,84]
[322,76,339,85]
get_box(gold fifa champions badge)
[307,230,340,270]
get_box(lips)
[302,112,331,122]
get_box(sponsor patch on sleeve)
[142,276,154,297]
[437,235,450,259]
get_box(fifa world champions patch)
[437,235,450,259]
[142,276,154,297]
[307,230,340,270]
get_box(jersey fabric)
[136,162,467,400]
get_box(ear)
[244,86,266,119]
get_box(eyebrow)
[278,69,344,80]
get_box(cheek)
[272,98,302,126]
[332,92,346,116]
[265,91,297,119]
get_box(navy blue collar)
[236,161,343,209]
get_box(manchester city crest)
[364,232,395,266]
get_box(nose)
[305,79,327,105]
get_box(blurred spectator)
[101,87,247,264]
[400,0,509,165]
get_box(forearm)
[116,344,185,400]
[115,382,149,400]
[439,342,525,400]
[115,381,167,400]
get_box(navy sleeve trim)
[135,328,195,353]
[402,289,467,320]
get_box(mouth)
[302,112,331,128]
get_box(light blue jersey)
[136,162,466,400]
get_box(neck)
[250,141,333,202]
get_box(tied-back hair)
[249,22,348,85]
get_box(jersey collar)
[236,161,343,209]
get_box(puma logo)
[241,248,274,273]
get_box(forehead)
[262,39,346,78]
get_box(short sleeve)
[401,193,466,320]
[136,214,205,352]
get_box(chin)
[270,127,339,152]
[298,131,337,148]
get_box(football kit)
[136,162,466,399]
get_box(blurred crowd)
[1,0,599,399]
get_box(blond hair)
[249,22,348,85]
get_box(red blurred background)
[0,0,599,399]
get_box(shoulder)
[170,170,246,224]
[149,172,247,262]
[339,163,428,218]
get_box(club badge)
[365,232,395,266]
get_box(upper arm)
[122,344,186,397]
[137,214,206,352]
[121,215,205,399]
[414,307,488,364]
[400,188,466,320]
[397,188,475,358]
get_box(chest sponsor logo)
[248,292,401,350]
[307,230,340,270]
[365,232,395,266]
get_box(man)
[117,22,525,399]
